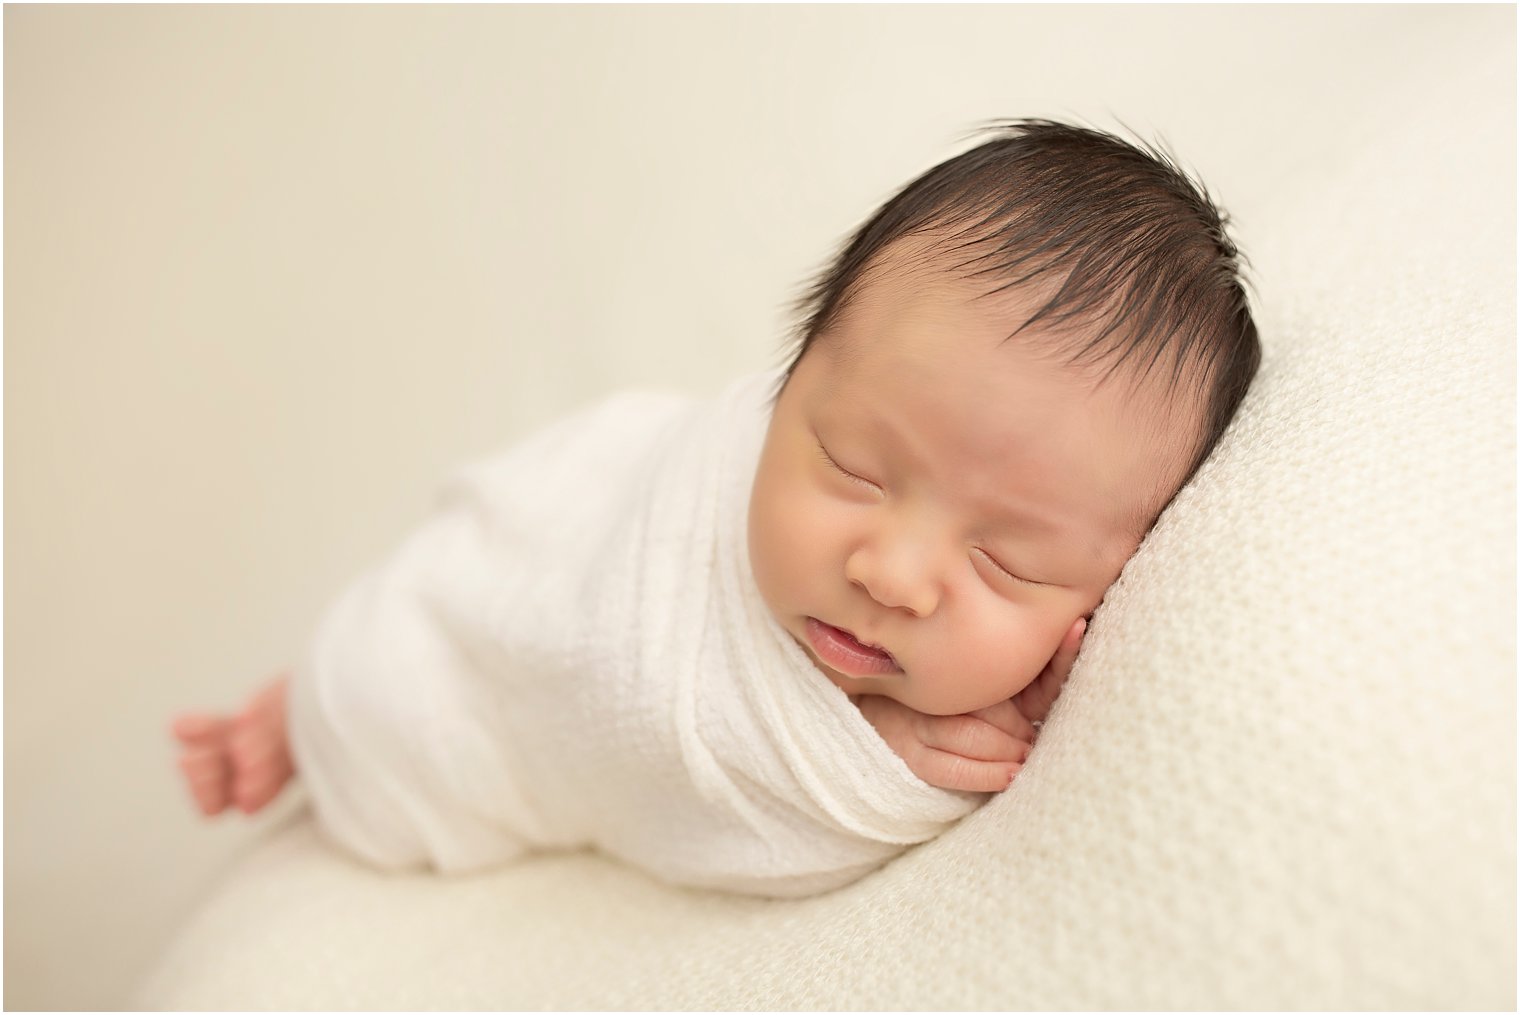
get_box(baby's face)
[748,268,1196,716]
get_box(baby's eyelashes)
[815,440,880,492]
[971,547,1056,591]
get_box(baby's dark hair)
[783,119,1260,490]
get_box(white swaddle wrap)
[287,371,980,897]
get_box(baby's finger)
[178,749,231,815]
[915,714,1030,763]
[910,747,1022,793]
[233,762,289,814]
[170,713,231,746]
[968,699,1036,744]
[1047,616,1087,680]
[1015,617,1087,724]
[230,732,284,775]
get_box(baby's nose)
[845,543,941,618]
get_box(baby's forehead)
[849,241,1206,424]
[844,240,1076,362]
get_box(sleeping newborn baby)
[171,120,1260,896]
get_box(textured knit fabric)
[137,52,1514,1012]
[287,371,976,895]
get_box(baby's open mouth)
[805,618,900,677]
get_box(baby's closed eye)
[815,440,880,491]
[972,548,1049,588]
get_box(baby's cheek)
[771,503,830,588]
[965,610,1049,698]
[750,489,818,613]
[747,510,788,610]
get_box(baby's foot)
[170,675,294,816]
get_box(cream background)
[5,6,1512,1010]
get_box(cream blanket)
[286,371,979,897]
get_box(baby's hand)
[857,693,1035,792]
[170,673,295,816]
[858,617,1085,793]
[1011,616,1085,728]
